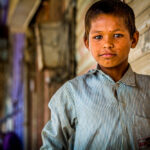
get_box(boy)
[41,0,150,149]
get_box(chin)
[99,62,128,70]
[99,63,117,68]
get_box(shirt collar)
[90,64,136,87]
[119,65,136,87]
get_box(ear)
[84,36,89,50]
[131,31,139,48]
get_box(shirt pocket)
[133,114,150,150]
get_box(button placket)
[114,83,119,99]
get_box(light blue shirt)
[40,65,150,150]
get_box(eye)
[113,34,123,38]
[93,35,103,40]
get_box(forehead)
[90,14,127,32]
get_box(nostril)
[103,43,114,48]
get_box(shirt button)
[115,83,119,89]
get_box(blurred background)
[0,0,150,149]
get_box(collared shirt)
[40,65,150,150]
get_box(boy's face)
[84,14,139,69]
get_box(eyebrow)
[91,29,122,33]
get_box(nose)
[103,37,114,49]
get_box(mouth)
[99,53,117,58]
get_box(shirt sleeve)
[40,82,77,150]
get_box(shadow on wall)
[1,132,23,150]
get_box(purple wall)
[11,33,25,148]
[0,0,9,24]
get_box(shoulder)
[134,72,150,88]
[48,71,97,115]
[135,72,150,81]
[67,69,98,89]
[49,70,97,104]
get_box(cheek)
[90,47,100,57]
[89,41,102,52]
[117,45,130,59]
[117,40,131,52]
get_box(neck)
[99,63,129,82]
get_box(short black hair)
[84,0,136,41]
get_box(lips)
[100,53,116,58]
